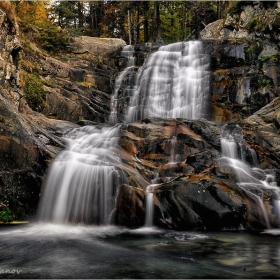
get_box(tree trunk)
[143,1,149,42]
[155,2,162,43]
[128,10,132,45]
[78,1,84,28]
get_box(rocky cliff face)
[21,33,126,122]
[201,1,280,122]
[0,7,78,219]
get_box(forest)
[10,0,234,50]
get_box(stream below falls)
[0,224,280,279]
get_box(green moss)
[23,72,46,111]
[260,53,280,62]
[227,1,242,15]
[246,40,263,61]
[247,17,259,32]
[0,208,14,222]
[257,77,272,89]
[43,80,56,88]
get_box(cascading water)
[109,45,136,123]
[38,125,128,224]
[145,185,155,227]
[125,41,210,122]
[220,124,280,228]
[38,41,210,226]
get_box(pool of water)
[0,223,279,279]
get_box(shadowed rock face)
[201,39,280,123]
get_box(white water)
[145,185,157,227]
[125,41,210,122]
[109,45,135,123]
[38,41,210,226]
[221,124,280,228]
[38,125,126,224]
[169,136,178,163]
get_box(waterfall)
[145,185,157,227]
[220,124,280,228]
[109,45,136,123]
[125,41,210,122]
[38,41,210,226]
[38,125,128,224]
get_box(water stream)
[38,41,212,226]
[220,124,280,228]
[125,41,210,122]
[109,45,136,123]
[38,125,128,224]
[1,224,280,278]
[144,185,158,228]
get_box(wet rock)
[119,118,221,181]
[153,175,278,230]
[182,119,221,149]
[186,151,213,172]
[115,184,145,228]
[158,163,194,178]
[243,97,280,169]
[154,176,246,230]
[113,115,280,230]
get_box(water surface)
[0,224,279,279]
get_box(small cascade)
[38,125,128,224]
[249,147,259,167]
[122,45,136,67]
[109,45,137,123]
[220,124,280,228]
[145,185,156,227]
[125,41,210,122]
[169,136,178,163]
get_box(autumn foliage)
[0,1,15,20]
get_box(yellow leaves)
[16,1,49,27]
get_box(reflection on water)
[0,224,280,279]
